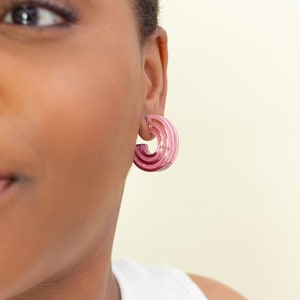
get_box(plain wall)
[112,1,300,299]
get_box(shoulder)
[188,274,247,300]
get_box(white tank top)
[112,258,208,300]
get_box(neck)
[9,210,122,300]
[10,242,121,300]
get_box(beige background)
[112,0,300,299]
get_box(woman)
[0,0,246,299]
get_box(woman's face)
[0,0,154,297]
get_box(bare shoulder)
[188,274,248,300]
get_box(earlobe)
[139,27,168,141]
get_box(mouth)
[0,168,18,197]
[0,178,16,194]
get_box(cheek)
[25,45,142,224]
[0,35,143,293]
[27,43,141,181]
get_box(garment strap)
[112,257,208,300]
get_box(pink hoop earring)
[133,114,179,172]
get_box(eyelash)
[0,0,79,26]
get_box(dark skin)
[0,0,246,299]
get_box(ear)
[139,28,168,141]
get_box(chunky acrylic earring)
[134,114,179,172]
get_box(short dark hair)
[134,0,159,42]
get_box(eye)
[0,1,78,28]
[3,5,62,27]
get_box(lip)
[0,166,17,195]
[0,178,15,192]
[0,178,18,207]
[0,166,15,180]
